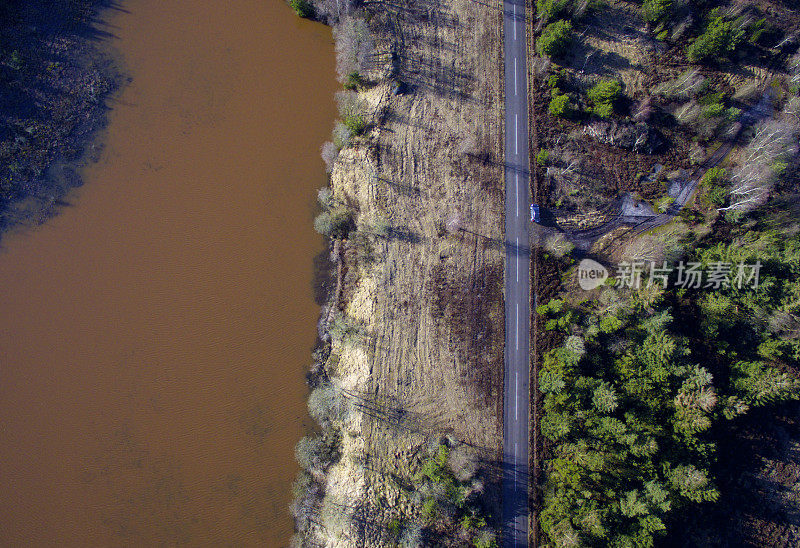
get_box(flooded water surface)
[0,1,337,545]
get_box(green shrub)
[314,207,354,239]
[654,194,675,212]
[702,167,728,206]
[587,79,622,117]
[592,101,614,117]
[642,0,672,24]
[538,222,800,547]
[538,298,566,315]
[537,20,573,59]
[686,9,746,63]
[598,315,622,333]
[387,519,401,538]
[748,18,768,45]
[8,50,22,70]
[336,91,367,136]
[289,0,314,18]
[725,107,741,122]
[536,149,551,165]
[344,71,364,90]
[421,498,438,521]
[537,0,571,20]
[702,101,725,118]
[548,93,572,117]
[707,185,728,207]
[473,531,499,548]
[587,79,622,105]
[699,91,727,119]
[702,166,726,186]
[344,114,366,136]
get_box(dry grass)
[567,0,655,96]
[311,0,505,544]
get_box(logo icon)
[577,259,608,290]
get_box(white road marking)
[514,455,517,491]
[506,2,530,542]
[514,57,517,95]
[513,4,516,40]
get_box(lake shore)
[291,1,506,545]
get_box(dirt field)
[307,0,506,544]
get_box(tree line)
[536,217,800,546]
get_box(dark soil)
[664,401,800,547]
[429,262,505,409]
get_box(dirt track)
[531,88,776,256]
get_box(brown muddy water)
[0,1,337,545]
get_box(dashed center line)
[514,114,518,155]
[506,1,530,544]
[513,4,516,40]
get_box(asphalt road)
[501,0,531,546]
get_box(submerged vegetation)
[0,0,118,232]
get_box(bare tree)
[333,16,374,82]
[722,108,799,213]
[318,187,335,209]
[689,141,707,165]
[653,69,705,101]
[633,96,654,122]
[733,81,761,103]
[544,232,575,257]
[790,53,800,89]
[673,101,701,126]
[308,383,351,427]
[321,141,338,172]
[312,0,353,24]
[458,134,479,157]
[333,120,353,148]
[445,213,461,234]
[335,90,364,120]
[532,55,552,78]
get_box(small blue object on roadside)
[530,204,540,223]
